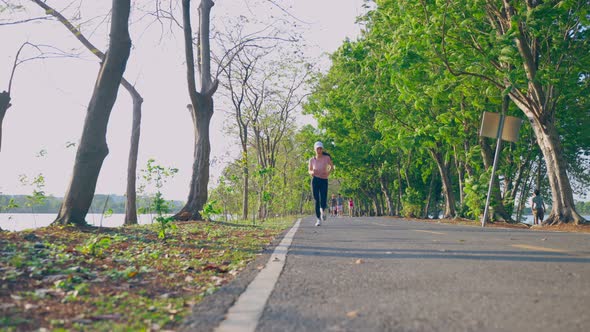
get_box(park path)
[186,216,590,332]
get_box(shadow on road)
[288,245,590,263]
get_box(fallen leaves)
[202,264,229,274]
[346,310,359,318]
[0,219,294,331]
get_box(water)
[0,213,159,232]
[520,215,535,225]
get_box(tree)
[218,43,267,221]
[248,57,310,219]
[317,0,588,225]
[174,0,219,221]
[53,0,132,226]
[0,91,11,153]
[30,0,144,225]
[2,42,53,153]
[437,0,589,224]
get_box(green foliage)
[142,159,179,190]
[78,236,112,258]
[200,200,222,222]
[462,173,490,221]
[204,0,587,220]
[19,173,47,213]
[0,198,19,212]
[140,159,178,239]
[103,208,113,218]
[401,187,423,218]
[155,214,177,240]
[575,201,590,215]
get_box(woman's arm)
[328,157,334,175]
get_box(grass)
[0,217,295,331]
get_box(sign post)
[479,112,523,227]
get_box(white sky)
[0,0,367,201]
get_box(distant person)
[308,141,334,226]
[330,194,337,217]
[337,194,344,217]
[531,189,546,225]
[348,198,354,217]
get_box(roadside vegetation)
[0,218,294,331]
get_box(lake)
[0,213,160,231]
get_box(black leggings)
[311,176,328,219]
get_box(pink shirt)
[309,155,332,179]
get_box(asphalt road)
[186,216,590,332]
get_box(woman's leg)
[319,179,328,214]
[311,177,321,219]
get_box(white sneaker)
[315,219,321,226]
[321,209,327,221]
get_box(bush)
[401,187,423,218]
[463,172,489,221]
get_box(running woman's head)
[314,141,323,156]
[534,189,540,196]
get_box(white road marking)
[214,218,301,332]
[414,230,446,235]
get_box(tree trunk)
[452,145,465,207]
[53,0,131,226]
[395,161,403,215]
[243,165,249,220]
[0,91,11,153]
[429,148,456,218]
[32,0,143,225]
[299,188,306,215]
[379,175,393,216]
[124,90,143,225]
[175,0,218,221]
[371,194,379,216]
[175,95,214,221]
[241,133,249,220]
[499,1,584,225]
[529,119,584,225]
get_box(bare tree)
[219,51,257,220]
[173,0,219,221]
[53,0,132,226]
[215,14,294,220]
[0,90,10,152]
[249,59,311,219]
[2,41,74,153]
[30,0,144,225]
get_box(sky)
[0,0,368,201]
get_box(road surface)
[184,216,590,332]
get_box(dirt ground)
[405,216,590,233]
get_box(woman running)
[308,141,334,226]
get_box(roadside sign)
[479,112,523,227]
[480,112,523,143]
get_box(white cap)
[314,141,324,149]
